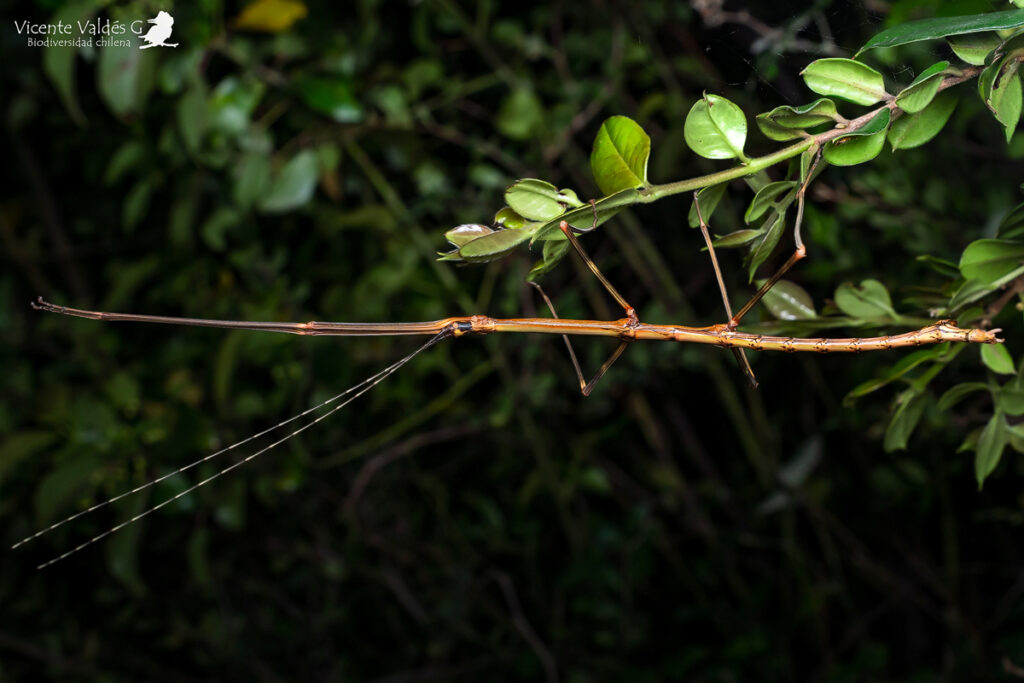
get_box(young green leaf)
[259,150,318,213]
[976,411,1009,488]
[445,224,494,248]
[982,342,1016,374]
[755,98,840,141]
[959,239,1024,283]
[938,382,989,411]
[494,207,528,229]
[684,94,748,160]
[999,201,1024,239]
[888,91,957,151]
[746,210,786,281]
[687,182,729,228]
[800,58,888,106]
[846,345,951,402]
[823,108,891,166]
[531,188,639,242]
[979,56,1022,143]
[834,279,897,319]
[884,388,927,452]
[758,278,816,320]
[745,181,796,224]
[505,179,580,222]
[858,9,1024,54]
[526,238,571,282]
[590,116,651,195]
[712,228,764,249]
[997,385,1024,416]
[458,227,533,262]
[496,87,544,141]
[895,61,949,114]
[947,32,1001,66]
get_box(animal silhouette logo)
[139,10,178,49]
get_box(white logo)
[138,10,177,49]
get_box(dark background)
[3,0,1024,680]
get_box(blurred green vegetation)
[4,0,1024,680]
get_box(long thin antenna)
[20,329,451,569]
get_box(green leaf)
[201,207,241,251]
[458,227,533,262]
[998,384,1024,416]
[916,254,960,279]
[297,77,363,123]
[259,150,318,213]
[747,210,786,281]
[976,411,1009,488]
[590,116,652,195]
[888,91,958,151]
[177,83,208,157]
[496,87,544,141]
[98,41,156,118]
[527,239,571,282]
[834,279,897,319]
[445,224,494,248]
[35,456,104,526]
[938,382,989,411]
[233,152,272,210]
[712,228,763,249]
[688,182,729,228]
[979,56,1022,143]
[494,207,528,229]
[999,201,1024,239]
[895,61,949,114]
[122,178,155,231]
[0,432,56,488]
[884,389,927,452]
[959,239,1024,283]
[755,98,840,141]
[532,188,639,242]
[858,9,1024,54]
[759,278,816,320]
[948,32,1001,66]
[824,109,891,166]
[684,94,748,160]
[800,58,888,106]
[982,343,1016,374]
[41,1,95,127]
[105,141,145,186]
[505,179,580,222]
[847,345,950,401]
[745,181,796,224]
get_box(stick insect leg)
[728,148,822,330]
[531,283,628,397]
[559,219,636,321]
[549,206,635,395]
[693,192,758,388]
[529,281,588,393]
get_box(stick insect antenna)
[17,328,451,569]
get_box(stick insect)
[15,190,1002,570]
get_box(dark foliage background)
[3,0,1024,680]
